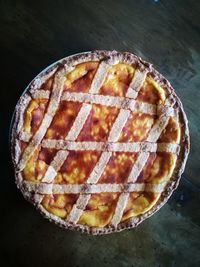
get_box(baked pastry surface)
[11,51,189,234]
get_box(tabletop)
[0,1,200,267]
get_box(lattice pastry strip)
[23,181,167,194]
[29,90,177,117]
[40,140,179,153]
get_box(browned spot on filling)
[143,192,157,202]
[158,117,180,143]
[99,152,137,183]
[45,101,81,139]
[59,151,101,184]
[119,113,155,142]
[38,147,58,165]
[41,77,54,91]
[77,104,119,141]
[64,62,99,92]
[137,82,160,104]
[136,153,157,182]
[70,70,97,92]
[20,141,28,153]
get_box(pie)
[10,50,189,234]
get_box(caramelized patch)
[99,152,137,183]
[77,104,119,141]
[41,77,53,91]
[78,193,119,227]
[59,151,100,184]
[119,113,155,142]
[137,78,166,104]
[64,62,99,92]
[45,101,81,139]
[158,117,180,144]
[38,147,58,165]
[145,152,177,183]
[20,141,28,153]
[100,63,134,96]
[42,194,78,218]
[137,153,157,182]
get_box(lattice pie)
[11,51,189,234]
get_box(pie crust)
[10,51,189,234]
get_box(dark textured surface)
[0,0,200,266]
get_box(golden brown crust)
[10,50,189,235]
